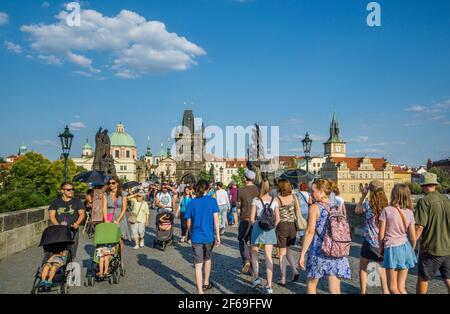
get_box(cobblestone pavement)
[0,209,448,294]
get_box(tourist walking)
[415,172,450,294]
[298,179,351,294]
[379,183,417,294]
[276,179,300,286]
[185,180,221,294]
[355,180,389,294]
[48,182,86,259]
[237,169,260,274]
[229,182,239,226]
[127,192,150,250]
[249,180,280,294]
[102,176,132,268]
[296,182,311,243]
[175,186,194,243]
[216,182,231,235]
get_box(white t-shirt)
[157,192,173,210]
[215,189,229,206]
[251,197,279,218]
[297,191,310,218]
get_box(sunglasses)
[63,189,74,192]
[108,182,117,186]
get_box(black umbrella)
[122,181,140,190]
[73,170,107,185]
[278,169,315,189]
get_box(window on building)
[351,185,356,192]
[124,166,127,171]
[126,151,130,158]
[341,184,345,192]
[115,150,120,158]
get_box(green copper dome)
[83,140,92,150]
[109,123,136,147]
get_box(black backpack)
[257,197,276,231]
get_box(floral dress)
[306,202,351,279]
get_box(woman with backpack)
[355,180,390,294]
[298,179,351,294]
[276,179,301,286]
[379,183,417,294]
[249,180,280,294]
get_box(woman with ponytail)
[355,180,390,294]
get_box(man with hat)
[415,172,450,294]
[237,169,260,274]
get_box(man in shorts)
[415,172,450,294]
[185,179,221,294]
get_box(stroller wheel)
[88,276,95,287]
[113,271,120,284]
[120,268,126,277]
[30,287,38,295]
[58,284,68,294]
[108,276,113,284]
[161,242,166,251]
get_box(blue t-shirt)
[185,195,220,244]
[180,195,193,213]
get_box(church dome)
[83,142,93,150]
[109,123,136,148]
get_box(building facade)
[320,114,394,202]
[73,123,138,181]
[175,110,206,183]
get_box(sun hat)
[420,172,439,186]
[369,180,384,192]
[244,169,256,181]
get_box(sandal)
[292,274,300,282]
[203,283,214,291]
[277,281,286,287]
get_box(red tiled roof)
[393,166,412,174]
[330,157,388,171]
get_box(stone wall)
[0,207,48,260]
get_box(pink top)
[379,206,415,248]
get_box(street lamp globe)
[58,125,74,182]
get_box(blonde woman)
[249,180,280,294]
[379,183,417,294]
[355,180,390,294]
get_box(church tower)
[324,113,346,158]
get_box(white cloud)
[69,121,86,131]
[369,141,406,147]
[351,148,384,154]
[405,105,426,112]
[38,54,63,66]
[66,51,100,73]
[20,9,206,79]
[4,40,22,54]
[42,1,50,8]
[351,136,369,143]
[32,140,58,147]
[0,12,8,26]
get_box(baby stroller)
[31,225,74,294]
[86,223,124,286]
[153,209,175,251]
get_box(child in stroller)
[31,225,74,294]
[153,209,175,250]
[86,222,124,286]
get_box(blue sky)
[0,0,449,166]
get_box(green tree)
[198,170,211,182]
[407,182,422,195]
[231,167,246,188]
[0,157,4,163]
[0,153,88,212]
[428,167,450,192]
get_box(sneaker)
[139,239,145,247]
[133,245,139,250]
[263,286,273,294]
[179,236,186,243]
[241,262,251,274]
[251,277,261,289]
[220,228,225,235]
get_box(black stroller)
[31,225,74,294]
[153,210,175,251]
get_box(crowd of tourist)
[45,170,450,294]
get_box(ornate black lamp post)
[302,132,312,173]
[220,166,224,183]
[58,125,74,182]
